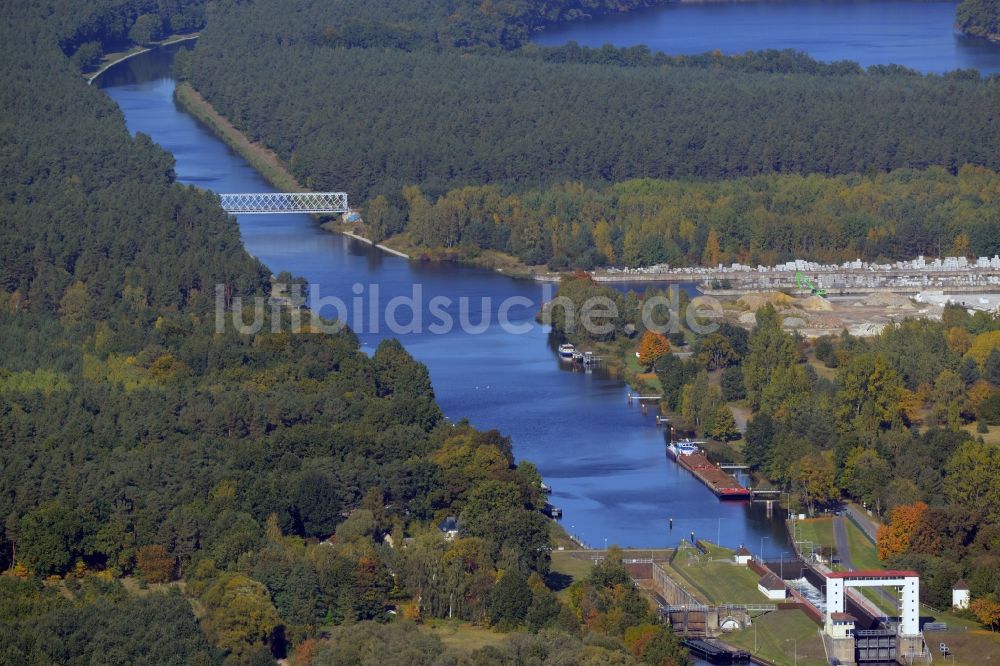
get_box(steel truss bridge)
[219,192,349,215]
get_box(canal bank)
[96,42,792,553]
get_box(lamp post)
[785,638,798,666]
[780,551,788,580]
[759,536,769,562]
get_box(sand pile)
[848,322,889,337]
[800,295,834,312]
[737,291,795,311]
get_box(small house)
[757,572,787,600]
[952,579,970,610]
[826,612,856,639]
[734,545,753,566]
[438,516,459,541]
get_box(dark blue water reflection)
[534,1,1000,74]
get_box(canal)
[97,44,791,555]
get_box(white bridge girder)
[219,192,349,214]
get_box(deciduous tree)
[637,331,670,368]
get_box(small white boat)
[558,343,576,359]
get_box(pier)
[626,392,663,405]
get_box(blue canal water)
[96,44,791,554]
[533,0,1000,74]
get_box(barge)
[667,440,751,499]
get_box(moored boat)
[542,502,562,519]
[558,343,576,359]
[667,441,751,500]
[667,439,702,458]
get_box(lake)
[533,0,1000,74]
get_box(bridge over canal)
[219,192,348,214]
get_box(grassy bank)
[793,517,836,555]
[174,83,304,193]
[844,518,881,570]
[726,610,827,666]
[668,545,764,604]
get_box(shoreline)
[332,227,411,259]
[174,82,306,194]
[86,33,200,85]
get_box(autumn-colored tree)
[947,326,973,355]
[876,501,928,561]
[702,228,722,266]
[637,330,670,367]
[952,233,973,258]
[136,544,174,583]
[969,380,993,412]
[624,623,660,659]
[202,573,283,661]
[291,638,319,666]
[971,597,1000,631]
[58,281,90,327]
[968,331,1000,370]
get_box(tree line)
[185,0,1000,206]
[368,167,1000,269]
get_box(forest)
[0,1,693,664]
[548,274,1000,612]
[957,0,1000,41]
[7,0,1000,658]
[365,167,1000,269]
[54,0,207,70]
[184,34,1000,205]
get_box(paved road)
[833,516,855,569]
[835,511,899,614]
[845,503,880,541]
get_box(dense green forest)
[548,275,1000,610]
[957,0,1000,41]
[54,0,207,70]
[362,166,1000,269]
[185,34,1000,203]
[0,2,692,663]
